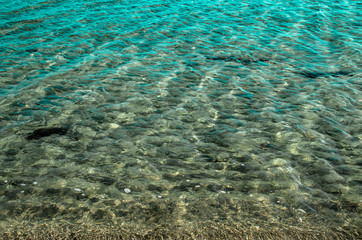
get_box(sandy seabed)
[0,220,360,240]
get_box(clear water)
[0,0,361,238]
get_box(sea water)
[0,0,361,239]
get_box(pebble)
[323,171,345,183]
[109,123,120,129]
[297,208,306,213]
[124,188,131,193]
[271,158,289,167]
[74,188,82,192]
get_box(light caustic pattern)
[0,0,361,238]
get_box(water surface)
[0,0,361,239]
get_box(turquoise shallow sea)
[0,0,361,239]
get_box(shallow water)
[0,0,361,238]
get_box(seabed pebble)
[297,208,306,213]
[109,123,120,129]
[124,188,131,193]
[74,188,82,192]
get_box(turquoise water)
[0,0,361,238]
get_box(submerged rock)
[26,127,69,140]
